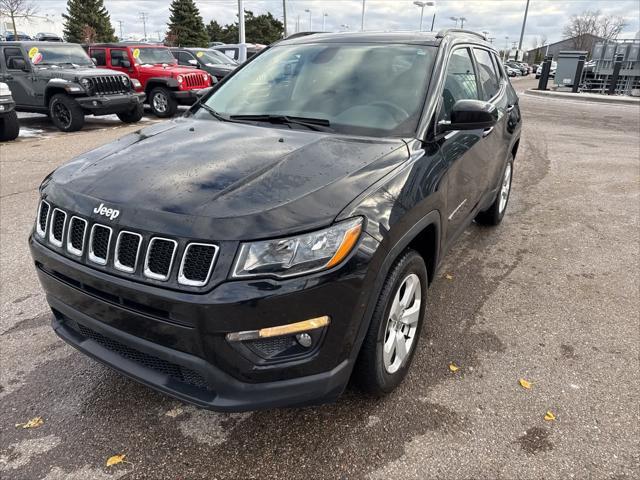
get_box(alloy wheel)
[499,163,512,214]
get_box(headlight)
[232,217,363,279]
[80,78,92,91]
[177,75,183,83]
[121,76,130,86]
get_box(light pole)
[459,16,467,28]
[305,8,312,31]
[430,1,437,32]
[482,30,489,39]
[361,0,365,31]
[450,16,459,28]
[518,0,531,52]
[503,36,509,62]
[322,13,328,31]
[238,0,245,44]
[413,2,435,32]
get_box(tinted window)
[474,48,500,100]
[440,48,478,121]
[110,49,128,67]
[3,47,24,69]
[175,51,194,65]
[91,48,106,66]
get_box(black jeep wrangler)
[0,42,145,132]
[30,30,522,411]
[0,81,19,141]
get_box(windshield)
[135,47,176,65]
[193,49,237,66]
[30,44,92,66]
[200,43,436,137]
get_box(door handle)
[506,104,515,112]
[482,127,494,138]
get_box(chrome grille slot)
[115,231,142,273]
[144,238,177,281]
[49,208,67,247]
[36,200,50,238]
[66,216,87,256]
[89,75,128,95]
[178,243,218,286]
[89,224,112,265]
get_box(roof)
[88,43,167,48]
[1,41,73,47]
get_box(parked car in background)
[506,61,528,76]
[86,43,212,117]
[209,42,224,47]
[504,64,520,77]
[213,43,265,63]
[0,42,145,132]
[0,82,19,141]
[3,31,33,41]
[30,30,521,411]
[170,47,237,81]
[35,33,64,42]
[535,60,557,79]
[530,63,539,73]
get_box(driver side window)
[4,47,26,70]
[439,48,479,122]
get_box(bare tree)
[563,10,626,50]
[540,34,548,46]
[0,0,37,38]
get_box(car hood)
[137,64,204,76]
[43,118,408,240]
[36,67,127,80]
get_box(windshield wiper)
[199,103,230,122]
[229,114,332,132]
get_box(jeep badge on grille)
[93,203,120,221]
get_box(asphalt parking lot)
[1,76,638,479]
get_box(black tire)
[117,102,144,123]
[475,156,514,226]
[353,249,428,396]
[49,93,85,132]
[149,87,178,118]
[0,110,20,141]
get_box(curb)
[525,88,640,106]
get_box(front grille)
[183,73,208,88]
[37,200,50,237]
[115,231,142,273]
[49,208,67,247]
[67,217,87,256]
[88,75,129,95]
[76,323,210,390]
[178,243,218,286]
[35,202,219,289]
[144,238,177,281]
[89,224,112,265]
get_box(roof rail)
[436,29,487,41]
[284,31,323,40]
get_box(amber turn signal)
[226,316,331,342]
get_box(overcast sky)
[35,0,640,48]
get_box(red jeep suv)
[87,44,212,117]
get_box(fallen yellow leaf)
[445,274,454,281]
[106,454,126,467]
[15,417,44,429]
[449,363,460,372]
[519,378,532,389]
[544,411,556,421]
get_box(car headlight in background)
[121,76,130,86]
[0,83,11,96]
[177,75,184,84]
[232,217,363,279]
[80,78,92,91]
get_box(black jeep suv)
[30,30,521,411]
[0,42,145,132]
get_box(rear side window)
[474,48,500,100]
[3,47,24,69]
[110,49,128,67]
[223,49,238,60]
[440,48,478,121]
[91,48,106,66]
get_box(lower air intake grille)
[115,232,141,272]
[89,225,112,264]
[246,336,297,359]
[145,238,176,280]
[76,323,210,390]
[49,209,66,246]
[179,243,218,286]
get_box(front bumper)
[30,234,379,411]
[0,96,16,114]
[76,92,145,115]
[171,89,206,105]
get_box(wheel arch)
[44,86,68,107]
[145,78,179,95]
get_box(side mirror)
[188,59,198,66]
[121,60,131,68]
[441,99,498,132]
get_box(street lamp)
[305,9,312,31]
[459,16,467,28]
[450,16,459,27]
[413,1,435,32]
[322,13,328,31]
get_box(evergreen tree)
[167,0,209,47]
[62,0,116,44]
[206,20,224,42]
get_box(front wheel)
[0,110,20,141]
[149,87,178,118]
[475,156,513,226]
[353,250,428,396]
[117,102,144,123]
[49,93,85,132]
